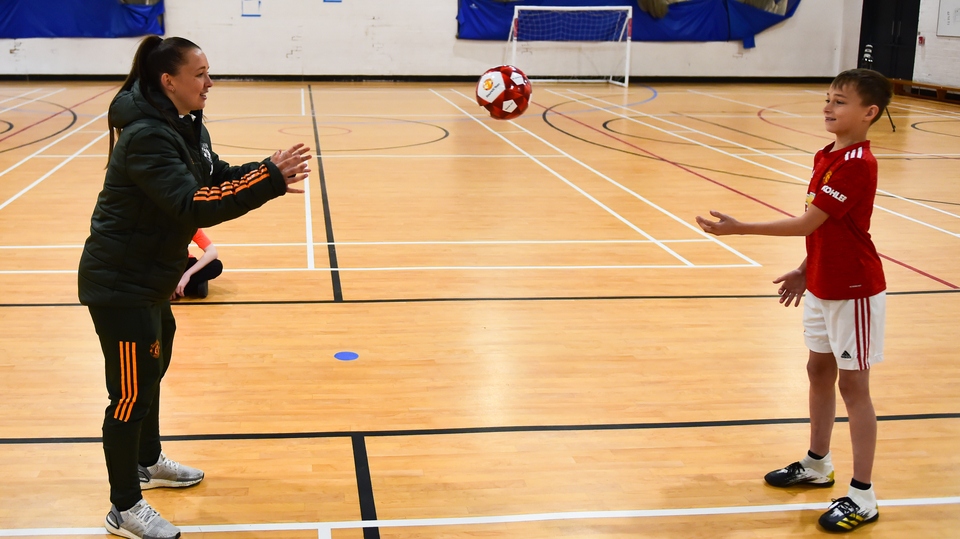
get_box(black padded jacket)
[78,81,288,306]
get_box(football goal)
[508,5,632,86]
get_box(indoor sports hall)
[1,1,958,538]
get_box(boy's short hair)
[831,69,894,125]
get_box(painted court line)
[468,91,764,268]
[687,90,802,117]
[0,263,758,276]
[1,496,957,536]
[0,88,64,116]
[0,128,110,212]
[565,90,960,231]
[432,89,695,268]
[0,239,713,250]
[0,112,107,182]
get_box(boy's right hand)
[773,268,806,307]
[696,210,741,235]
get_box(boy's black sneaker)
[764,461,835,488]
[818,497,879,532]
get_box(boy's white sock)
[848,483,877,510]
[800,451,833,475]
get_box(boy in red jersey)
[696,69,892,533]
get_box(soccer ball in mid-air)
[476,65,532,120]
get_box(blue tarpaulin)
[457,0,801,48]
[0,0,164,39]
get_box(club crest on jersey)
[821,184,847,203]
[201,142,213,174]
[822,170,833,184]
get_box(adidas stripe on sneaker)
[818,496,879,532]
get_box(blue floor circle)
[335,351,359,361]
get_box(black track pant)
[88,302,175,511]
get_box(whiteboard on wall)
[939,0,960,37]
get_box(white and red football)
[475,65,532,120]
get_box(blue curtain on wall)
[0,0,164,39]
[457,0,801,48]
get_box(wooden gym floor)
[0,80,958,538]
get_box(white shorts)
[803,291,886,370]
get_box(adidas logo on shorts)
[840,351,852,359]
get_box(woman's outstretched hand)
[271,143,312,193]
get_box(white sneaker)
[105,498,180,539]
[139,452,204,490]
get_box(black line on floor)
[3,287,957,308]
[352,435,381,539]
[308,84,343,302]
[4,412,958,446]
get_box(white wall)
[0,0,862,78]
[914,0,960,86]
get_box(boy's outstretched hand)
[773,268,806,308]
[696,210,741,236]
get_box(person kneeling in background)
[172,228,222,299]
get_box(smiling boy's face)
[823,83,879,138]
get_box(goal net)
[508,6,632,86]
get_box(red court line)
[537,101,959,290]
[756,103,960,159]
[0,85,118,146]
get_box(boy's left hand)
[696,210,741,235]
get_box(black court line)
[2,288,958,309]
[352,435,381,539]
[308,84,343,302]
[3,412,959,446]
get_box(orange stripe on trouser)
[113,341,138,422]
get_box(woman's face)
[162,48,213,115]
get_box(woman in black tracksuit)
[78,36,310,538]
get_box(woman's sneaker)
[764,461,835,487]
[139,453,204,489]
[105,499,180,539]
[818,496,879,532]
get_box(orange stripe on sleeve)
[193,165,271,202]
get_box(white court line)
[212,154,566,159]
[563,89,960,234]
[0,127,109,212]
[687,90,801,117]
[304,159,315,270]
[432,89,695,268]
[888,101,960,120]
[0,263,756,275]
[0,112,107,181]
[0,88,40,106]
[450,90,760,268]
[1,496,957,536]
[32,154,571,160]
[730,152,960,158]
[0,239,713,250]
[301,87,306,116]
[0,88,65,115]
[804,89,960,119]
[207,113,470,119]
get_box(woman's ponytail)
[107,35,199,165]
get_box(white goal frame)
[508,5,632,86]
